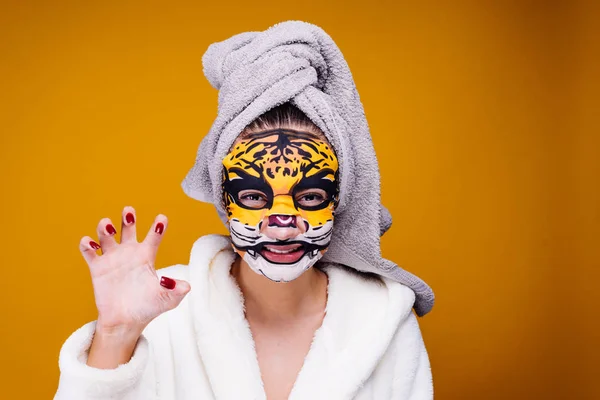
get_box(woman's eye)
[238,191,268,208]
[296,191,327,207]
[303,194,321,201]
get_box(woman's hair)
[240,102,326,139]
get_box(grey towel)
[181,20,434,316]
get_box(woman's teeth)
[264,244,301,254]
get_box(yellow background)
[1,1,598,398]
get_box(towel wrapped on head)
[181,20,434,316]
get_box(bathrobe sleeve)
[53,320,158,400]
[392,311,434,400]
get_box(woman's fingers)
[97,217,118,253]
[80,236,101,265]
[142,214,168,258]
[158,275,191,312]
[120,206,137,244]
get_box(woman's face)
[221,128,339,282]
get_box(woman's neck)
[230,256,328,323]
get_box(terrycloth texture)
[54,234,433,400]
[181,21,434,316]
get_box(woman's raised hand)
[80,206,191,338]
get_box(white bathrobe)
[54,234,433,400]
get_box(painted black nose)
[268,214,297,228]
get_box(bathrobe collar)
[186,234,416,400]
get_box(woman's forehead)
[226,131,335,164]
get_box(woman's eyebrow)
[293,169,337,190]
[226,167,266,185]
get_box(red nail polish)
[125,213,135,224]
[155,222,164,234]
[89,241,101,250]
[160,276,176,290]
[106,224,117,235]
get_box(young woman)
[54,21,434,400]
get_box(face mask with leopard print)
[221,129,339,282]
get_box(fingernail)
[125,213,135,224]
[155,222,164,234]
[106,224,117,235]
[160,276,176,290]
[89,241,101,250]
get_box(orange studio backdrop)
[1,1,598,399]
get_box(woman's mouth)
[259,243,305,264]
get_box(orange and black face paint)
[221,128,339,282]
